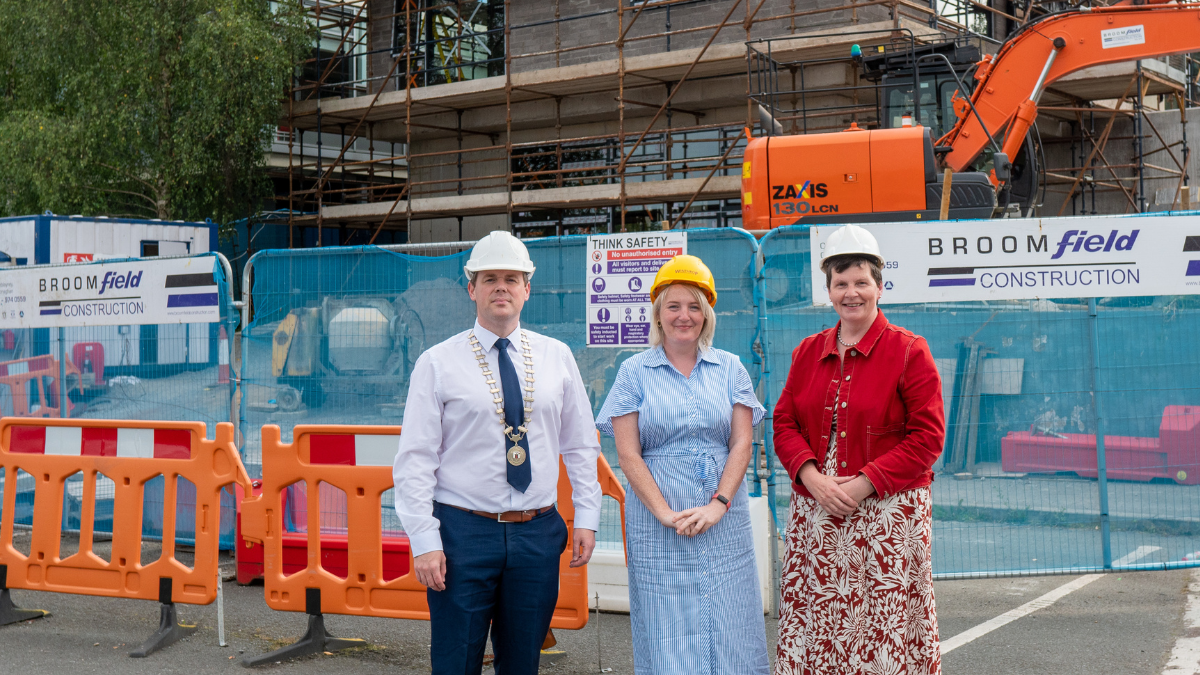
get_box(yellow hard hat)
[650,255,717,306]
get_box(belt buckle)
[498,509,539,523]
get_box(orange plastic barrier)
[238,424,626,662]
[0,418,251,655]
[0,355,83,417]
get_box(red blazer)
[773,310,945,499]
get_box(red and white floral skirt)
[776,460,941,675]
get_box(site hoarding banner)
[809,215,1200,305]
[0,255,220,328]
[586,231,687,347]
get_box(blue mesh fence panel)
[0,253,239,549]
[240,230,761,546]
[240,244,473,463]
[758,224,1200,578]
[241,243,484,538]
[1094,302,1200,570]
[237,223,1200,577]
[524,230,762,546]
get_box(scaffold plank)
[310,176,740,223]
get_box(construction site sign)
[0,255,221,328]
[810,215,1200,305]
[586,232,686,347]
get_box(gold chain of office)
[469,331,535,466]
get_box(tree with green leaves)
[0,0,311,226]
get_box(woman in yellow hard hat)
[596,254,769,673]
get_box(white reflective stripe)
[7,361,28,375]
[117,428,155,458]
[218,337,229,366]
[940,574,1102,655]
[1163,569,1200,674]
[45,426,82,455]
[355,435,401,466]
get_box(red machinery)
[1001,405,1200,484]
[72,342,105,389]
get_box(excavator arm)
[939,0,1200,174]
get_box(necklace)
[837,325,859,348]
[469,330,534,466]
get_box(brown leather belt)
[447,503,553,523]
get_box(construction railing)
[237,217,1200,582]
[0,418,251,656]
[0,253,242,550]
[756,219,1200,580]
[237,423,626,666]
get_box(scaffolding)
[1049,62,1198,216]
[277,0,1198,245]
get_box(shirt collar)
[473,320,522,353]
[821,310,889,359]
[643,345,721,368]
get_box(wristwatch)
[712,492,730,510]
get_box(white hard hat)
[464,230,536,280]
[821,224,884,268]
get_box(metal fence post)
[755,230,781,619]
[1088,297,1113,569]
[58,326,68,418]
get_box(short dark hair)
[822,254,883,288]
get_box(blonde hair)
[650,282,716,350]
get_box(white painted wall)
[49,218,210,263]
[0,219,37,263]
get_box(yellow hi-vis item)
[650,255,717,306]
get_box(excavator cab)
[741,124,995,230]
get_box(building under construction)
[269,0,1200,246]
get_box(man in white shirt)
[393,230,600,674]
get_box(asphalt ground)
[0,534,1194,674]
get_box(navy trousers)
[428,502,568,675]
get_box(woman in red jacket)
[773,225,945,675]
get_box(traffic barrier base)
[0,564,49,626]
[240,588,365,668]
[129,577,198,658]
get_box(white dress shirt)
[393,320,602,557]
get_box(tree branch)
[82,183,159,209]
[96,162,159,193]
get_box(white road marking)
[1162,569,1200,674]
[941,574,1103,655]
[1114,545,1162,567]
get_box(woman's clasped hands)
[799,461,875,518]
[656,501,727,537]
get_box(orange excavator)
[741,0,1200,229]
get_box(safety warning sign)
[586,232,686,347]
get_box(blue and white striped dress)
[597,346,769,675]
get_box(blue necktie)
[495,338,531,492]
